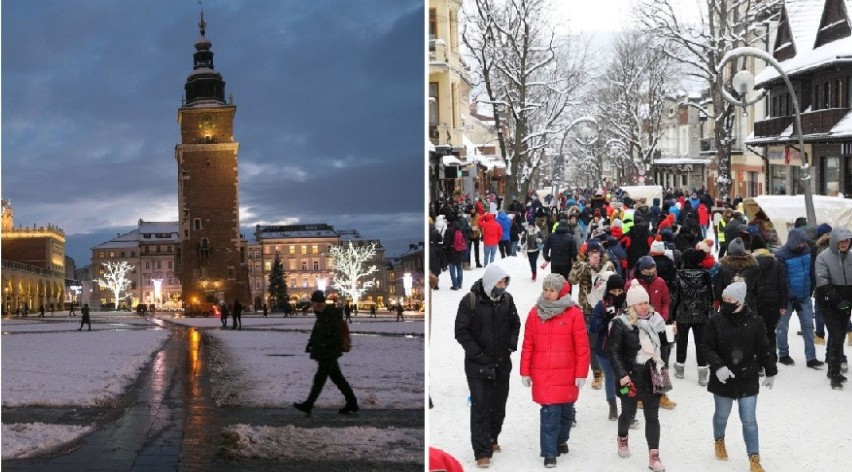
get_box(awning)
[442,155,465,166]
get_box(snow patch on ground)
[2,423,94,459]
[221,424,423,462]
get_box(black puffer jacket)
[714,254,761,314]
[652,254,678,294]
[702,306,778,398]
[307,306,345,360]
[455,280,521,373]
[671,269,713,325]
[543,225,578,267]
[752,248,788,312]
[606,317,659,398]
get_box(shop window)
[822,156,841,196]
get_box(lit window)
[301,261,308,271]
[264,262,272,271]
[109,251,115,258]
[302,278,308,288]
[289,246,295,255]
[313,261,319,270]
[301,245,307,255]
[312,245,319,254]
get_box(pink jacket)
[520,283,591,405]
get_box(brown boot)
[714,438,728,460]
[591,370,603,390]
[476,457,491,469]
[659,394,677,409]
[749,454,765,472]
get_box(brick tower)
[175,12,250,309]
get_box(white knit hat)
[625,279,649,306]
[650,240,667,255]
[722,280,748,306]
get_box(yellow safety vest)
[717,219,727,244]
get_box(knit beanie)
[651,234,666,256]
[605,273,625,293]
[727,237,747,256]
[695,238,715,254]
[625,279,650,306]
[637,255,656,271]
[542,273,567,293]
[587,239,603,254]
[722,280,748,306]
[816,223,833,237]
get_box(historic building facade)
[175,14,251,308]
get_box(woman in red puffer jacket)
[520,274,590,467]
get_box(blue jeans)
[449,263,463,289]
[540,402,574,458]
[777,298,816,361]
[483,245,497,266]
[510,241,518,256]
[597,352,616,402]
[713,394,759,456]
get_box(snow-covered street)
[2,312,424,466]
[428,253,852,471]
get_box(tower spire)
[184,4,226,106]
[198,1,206,37]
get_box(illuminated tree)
[330,241,378,307]
[97,261,134,311]
[267,254,289,311]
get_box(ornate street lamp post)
[717,47,816,226]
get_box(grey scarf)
[536,292,574,321]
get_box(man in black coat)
[232,299,243,330]
[294,290,359,416]
[455,264,521,468]
[751,235,787,363]
[542,219,578,279]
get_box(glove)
[715,366,735,384]
[575,378,586,389]
[521,376,532,387]
[839,300,852,312]
[762,376,775,389]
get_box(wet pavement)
[2,321,424,471]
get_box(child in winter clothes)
[520,274,590,469]
[589,274,626,420]
[606,279,667,472]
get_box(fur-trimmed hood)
[719,253,758,271]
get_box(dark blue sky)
[2,0,425,265]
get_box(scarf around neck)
[536,292,574,321]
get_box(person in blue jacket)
[496,210,513,258]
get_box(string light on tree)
[96,261,134,311]
[330,241,378,308]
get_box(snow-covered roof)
[139,221,178,236]
[258,230,338,239]
[755,0,850,85]
[472,154,506,170]
[442,155,466,166]
[92,229,141,251]
[653,157,711,165]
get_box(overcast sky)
[2,0,425,265]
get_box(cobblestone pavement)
[2,321,424,471]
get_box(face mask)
[720,301,739,316]
[606,293,626,307]
[491,287,506,298]
[641,273,655,283]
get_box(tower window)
[194,218,201,230]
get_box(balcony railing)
[429,39,448,64]
[801,108,850,135]
[754,116,794,138]
[1,259,65,278]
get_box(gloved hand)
[715,366,735,384]
[839,300,852,312]
[762,376,775,389]
[521,376,532,387]
[575,378,586,389]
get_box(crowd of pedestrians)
[433,186,852,472]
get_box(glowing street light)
[317,278,326,292]
[152,279,163,305]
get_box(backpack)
[453,229,467,252]
[340,318,352,352]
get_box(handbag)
[650,363,673,394]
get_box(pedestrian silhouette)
[69,302,77,317]
[219,301,229,328]
[370,305,377,318]
[39,305,45,317]
[232,299,242,330]
[293,290,359,417]
[396,303,405,322]
[263,303,268,317]
[344,302,352,324]
[78,304,91,331]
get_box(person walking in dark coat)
[219,301,229,328]
[344,302,353,323]
[714,237,761,316]
[702,280,777,471]
[38,305,45,317]
[370,305,377,318]
[232,299,243,330]
[262,303,268,317]
[69,302,76,317]
[396,303,405,321]
[751,235,787,364]
[455,264,521,469]
[294,290,359,416]
[78,303,91,331]
[671,249,714,385]
[543,219,578,280]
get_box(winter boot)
[659,394,677,409]
[831,376,844,390]
[648,449,665,471]
[749,454,765,472]
[842,361,849,374]
[476,457,491,468]
[714,438,728,460]
[591,370,603,390]
[293,401,312,416]
[848,332,852,346]
[608,399,618,421]
[557,443,569,455]
[698,366,710,386]
[617,436,630,458]
[532,273,537,281]
[674,362,685,379]
[543,457,556,468]
[814,334,825,345]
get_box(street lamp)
[717,46,816,226]
[152,279,162,306]
[555,117,600,198]
[403,272,413,309]
[317,278,326,293]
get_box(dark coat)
[723,217,746,246]
[429,227,445,275]
[753,249,788,311]
[651,254,678,294]
[702,306,778,398]
[589,300,620,356]
[543,225,578,268]
[307,306,345,360]
[606,316,660,398]
[671,269,713,325]
[714,253,761,314]
[625,224,651,271]
[455,280,521,375]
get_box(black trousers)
[675,323,707,365]
[823,303,852,377]
[758,306,781,363]
[468,238,481,266]
[551,264,571,280]
[498,240,510,258]
[232,313,241,329]
[465,358,512,460]
[305,358,357,407]
[619,395,660,449]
